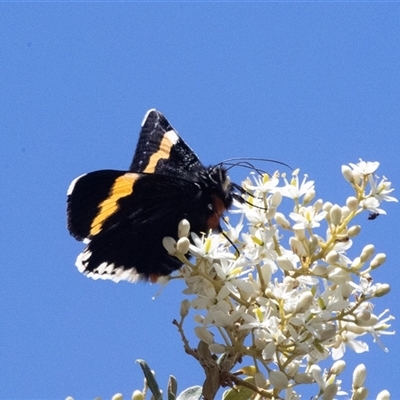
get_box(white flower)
[332,331,368,360]
[223,213,245,243]
[349,159,380,176]
[369,175,398,203]
[280,169,315,201]
[359,197,386,215]
[246,172,280,194]
[167,160,394,400]
[188,232,233,262]
[348,276,386,298]
[290,205,327,230]
[365,309,395,352]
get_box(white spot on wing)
[75,251,140,283]
[75,251,89,272]
[115,268,140,283]
[94,262,108,274]
[165,129,179,145]
[104,264,115,274]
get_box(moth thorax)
[206,166,233,209]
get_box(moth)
[67,109,241,282]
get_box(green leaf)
[222,377,256,400]
[167,375,178,400]
[222,386,255,400]
[176,386,203,400]
[136,359,163,400]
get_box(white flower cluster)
[165,160,396,399]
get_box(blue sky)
[1,3,399,399]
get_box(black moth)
[67,109,241,282]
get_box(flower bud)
[323,383,338,400]
[356,309,371,322]
[294,228,306,240]
[356,312,378,327]
[194,314,204,324]
[319,322,337,342]
[177,237,190,254]
[348,225,361,237]
[112,394,123,400]
[303,189,315,205]
[346,196,359,212]
[326,250,340,264]
[295,291,314,313]
[132,391,145,400]
[374,283,390,297]
[254,371,267,388]
[360,244,375,263]
[323,201,333,214]
[271,191,282,207]
[376,390,391,400]
[162,237,176,255]
[352,364,366,389]
[178,219,191,238]
[330,204,342,226]
[180,299,190,318]
[262,341,276,361]
[265,206,277,219]
[309,364,322,377]
[342,165,355,183]
[194,327,214,345]
[309,364,325,388]
[285,360,300,376]
[269,370,289,390]
[294,373,314,384]
[312,264,327,276]
[290,236,305,256]
[351,257,362,270]
[209,343,226,354]
[275,212,291,229]
[353,387,369,400]
[330,360,346,376]
[370,253,386,269]
[341,206,351,220]
[307,235,319,254]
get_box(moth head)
[207,165,231,190]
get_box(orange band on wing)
[90,173,138,235]
[143,130,178,173]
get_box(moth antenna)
[219,157,292,208]
[218,157,292,172]
[231,183,268,211]
[218,223,240,258]
[223,161,268,176]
